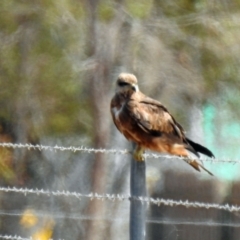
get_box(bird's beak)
[131,84,139,92]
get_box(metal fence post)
[130,143,146,240]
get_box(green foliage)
[127,0,153,18]
[0,0,91,139]
[1,0,240,139]
[99,1,115,22]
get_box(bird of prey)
[110,73,214,175]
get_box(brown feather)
[110,73,214,175]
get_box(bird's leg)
[133,144,145,161]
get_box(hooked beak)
[131,84,139,92]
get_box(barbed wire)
[0,142,238,164]
[0,186,239,213]
[0,235,31,240]
[0,235,63,240]
[0,142,129,155]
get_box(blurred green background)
[0,0,240,239]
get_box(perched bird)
[110,73,214,175]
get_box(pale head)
[115,73,139,94]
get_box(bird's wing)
[126,95,186,140]
[126,95,201,157]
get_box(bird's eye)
[118,81,129,87]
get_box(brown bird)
[110,73,214,175]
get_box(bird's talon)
[133,146,145,161]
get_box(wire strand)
[0,186,239,213]
[0,235,31,240]
[0,234,63,240]
[0,142,238,164]
[0,210,238,227]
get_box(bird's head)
[115,73,139,95]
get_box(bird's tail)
[186,138,215,158]
[183,158,213,176]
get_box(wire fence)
[0,142,239,164]
[0,235,63,240]
[0,186,239,213]
[0,142,239,213]
[0,235,33,240]
[0,142,239,240]
[0,235,64,240]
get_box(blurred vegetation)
[0,0,240,239]
[1,0,240,139]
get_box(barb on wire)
[0,235,30,240]
[0,142,130,155]
[0,186,240,213]
[0,234,63,240]
[0,142,238,164]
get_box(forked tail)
[186,138,215,158]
